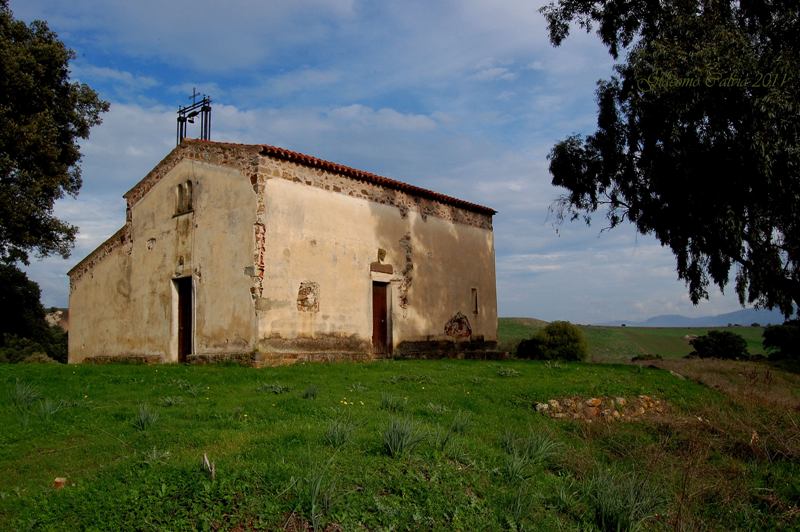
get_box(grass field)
[499,318,767,362]
[1,360,798,530]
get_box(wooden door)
[176,277,193,362]
[372,282,388,355]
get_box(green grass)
[0,360,796,530]
[498,317,767,362]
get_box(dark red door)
[372,282,388,355]
[176,277,193,362]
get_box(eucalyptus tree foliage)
[541,1,799,316]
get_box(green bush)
[689,330,749,359]
[516,321,588,361]
[762,320,800,360]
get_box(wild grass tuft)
[450,410,471,434]
[506,483,534,527]
[38,399,67,420]
[432,410,470,452]
[302,385,318,399]
[10,380,40,411]
[141,447,171,466]
[380,392,406,413]
[432,426,453,452]
[257,383,290,394]
[501,429,563,477]
[383,418,424,457]
[586,468,664,532]
[172,378,201,397]
[426,402,449,415]
[496,367,521,378]
[388,374,434,384]
[348,382,367,392]
[159,396,184,407]
[502,451,530,481]
[132,403,159,431]
[445,441,471,465]
[553,475,581,515]
[521,431,562,468]
[297,461,336,531]
[323,419,354,448]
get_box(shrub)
[22,352,57,364]
[762,320,800,360]
[0,335,46,363]
[689,330,749,359]
[516,321,588,361]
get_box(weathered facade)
[68,140,498,365]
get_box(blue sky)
[14,0,748,323]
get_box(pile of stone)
[533,395,666,422]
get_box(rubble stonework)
[444,311,472,338]
[534,395,667,422]
[398,233,413,308]
[296,281,320,312]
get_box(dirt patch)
[534,395,668,422]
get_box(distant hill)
[599,308,788,327]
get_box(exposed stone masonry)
[534,395,667,422]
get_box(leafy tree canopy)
[689,330,749,359]
[516,320,588,361]
[0,0,108,265]
[541,1,799,317]
[762,319,800,360]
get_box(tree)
[762,320,800,360]
[540,1,799,317]
[0,262,47,340]
[0,263,66,363]
[0,0,108,265]
[689,330,749,359]
[516,320,588,361]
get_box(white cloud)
[71,65,158,90]
[328,105,437,131]
[471,67,518,82]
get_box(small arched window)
[175,180,193,215]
